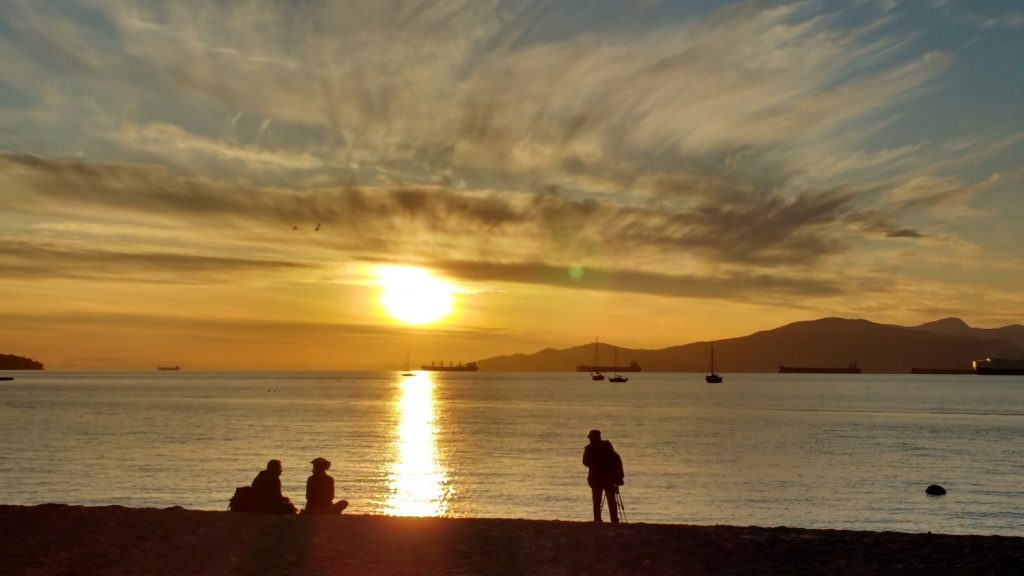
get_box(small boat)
[608,346,629,383]
[401,352,415,377]
[705,347,722,384]
[0,376,13,381]
[157,365,180,371]
[591,338,605,381]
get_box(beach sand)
[0,504,1020,575]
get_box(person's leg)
[330,500,349,514]
[591,486,603,522]
[606,487,619,524]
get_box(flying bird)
[315,222,321,232]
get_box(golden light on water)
[382,372,451,516]
[374,265,456,326]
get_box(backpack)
[605,440,625,486]
[228,486,254,513]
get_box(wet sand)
[0,504,1020,575]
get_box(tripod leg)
[616,486,627,523]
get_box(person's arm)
[582,445,591,467]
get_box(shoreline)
[1,504,1021,575]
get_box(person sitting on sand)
[304,457,349,515]
[582,429,624,523]
[250,459,297,514]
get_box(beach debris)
[925,484,946,496]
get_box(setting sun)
[375,266,456,326]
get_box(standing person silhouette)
[304,457,349,515]
[582,429,624,523]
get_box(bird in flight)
[315,222,321,232]
[292,225,299,231]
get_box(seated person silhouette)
[250,459,297,514]
[304,457,349,515]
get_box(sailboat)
[609,346,629,383]
[401,352,415,377]
[705,346,723,383]
[591,338,605,381]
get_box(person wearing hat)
[304,457,349,515]
[250,459,298,514]
[582,429,624,523]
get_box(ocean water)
[1,371,1022,536]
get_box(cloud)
[885,228,924,239]
[0,239,315,283]
[3,1,949,188]
[427,259,845,301]
[116,122,323,171]
[963,13,1024,29]
[2,1,1005,310]
[1,153,870,273]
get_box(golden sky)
[1,1,1022,369]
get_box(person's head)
[587,429,602,444]
[266,459,283,476]
[311,457,331,473]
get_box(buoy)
[925,484,946,496]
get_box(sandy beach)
[1,505,1021,575]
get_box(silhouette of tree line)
[0,354,44,370]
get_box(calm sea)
[1,371,1022,536]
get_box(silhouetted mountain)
[0,354,44,370]
[476,317,1024,373]
[916,317,1024,349]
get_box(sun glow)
[375,266,456,325]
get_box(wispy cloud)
[963,13,1024,30]
[1,0,1020,334]
[1,153,875,274]
[428,258,844,300]
[116,123,324,171]
[0,239,314,283]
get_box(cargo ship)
[972,357,1024,375]
[421,361,478,372]
[910,367,974,374]
[779,362,861,374]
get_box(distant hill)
[476,317,1024,373]
[916,317,1024,349]
[0,354,44,370]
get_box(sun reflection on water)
[383,372,451,516]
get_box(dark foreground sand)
[1,505,1021,575]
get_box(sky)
[1,0,1022,370]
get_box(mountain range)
[476,317,1024,373]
